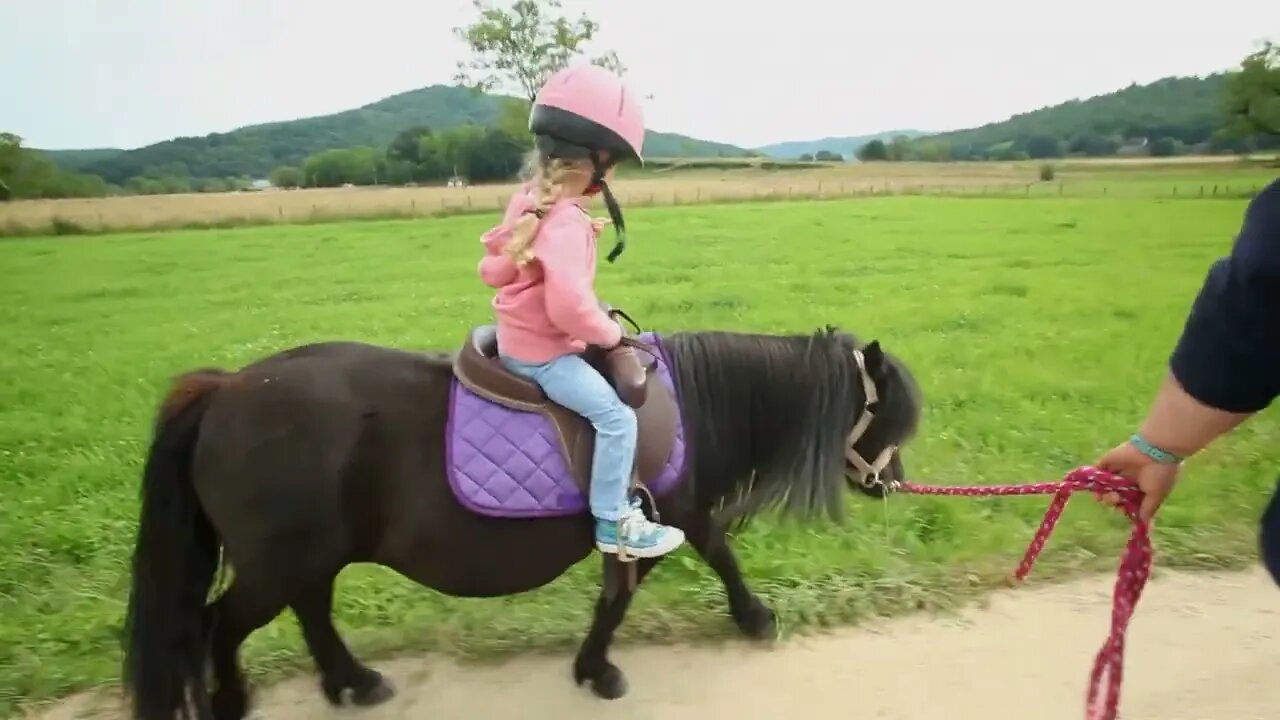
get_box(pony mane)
[661,327,866,526]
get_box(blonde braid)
[505,152,587,266]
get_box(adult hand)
[1095,441,1181,523]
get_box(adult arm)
[1099,179,1280,520]
[1154,178,1280,447]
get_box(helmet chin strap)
[587,151,627,263]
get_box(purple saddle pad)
[445,332,687,518]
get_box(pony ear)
[862,340,886,380]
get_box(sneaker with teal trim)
[595,503,685,558]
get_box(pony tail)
[505,156,567,267]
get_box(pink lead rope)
[899,466,1151,720]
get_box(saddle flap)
[553,361,680,494]
[453,325,546,408]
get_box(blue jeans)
[499,353,637,522]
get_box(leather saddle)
[451,322,680,494]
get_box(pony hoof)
[735,600,779,641]
[589,665,629,699]
[322,670,395,707]
[575,662,628,700]
[351,672,395,706]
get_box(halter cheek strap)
[845,348,898,488]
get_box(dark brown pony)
[122,324,923,720]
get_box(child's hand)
[590,217,611,235]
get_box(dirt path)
[42,567,1280,720]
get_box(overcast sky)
[2,0,1275,150]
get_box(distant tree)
[495,97,537,146]
[0,132,111,199]
[1209,129,1251,154]
[425,124,526,182]
[303,147,382,187]
[387,126,433,165]
[1149,137,1178,157]
[416,134,449,180]
[453,0,625,103]
[813,150,844,161]
[162,176,193,194]
[128,177,168,195]
[1067,134,1120,156]
[197,178,231,193]
[911,139,951,162]
[0,132,22,178]
[1025,134,1063,159]
[1222,40,1279,137]
[887,135,913,161]
[270,165,304,188]
[798,153,814,161]
[857,140,889,161]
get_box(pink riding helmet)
[529,63,646,165]
[527,64,646,263]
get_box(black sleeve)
[1168,177,1280,413]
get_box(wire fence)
[1,179,1268,237]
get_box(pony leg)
[291,573,395,707]
[207,577,290,720]
[686,517,777,640]
[573,556,661,699]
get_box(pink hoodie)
[477,186,622,363]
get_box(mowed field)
[2,156,1277,235]
[2,171,1279,715]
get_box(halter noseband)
[845,348,898,491]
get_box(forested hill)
[754,131,927,159]
[878,73,1275,161]
[58,85,752,183]
[943,75,1227,149]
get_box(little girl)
[476,64,684,559]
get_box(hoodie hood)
[481,184,538,253]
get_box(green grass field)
[2,190,1278,715]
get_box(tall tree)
[1223,40,1280,137]
[453,0,625,103]
[387,126,434,165]
[857,140,889,161]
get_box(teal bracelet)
[1128,433,1183,464]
